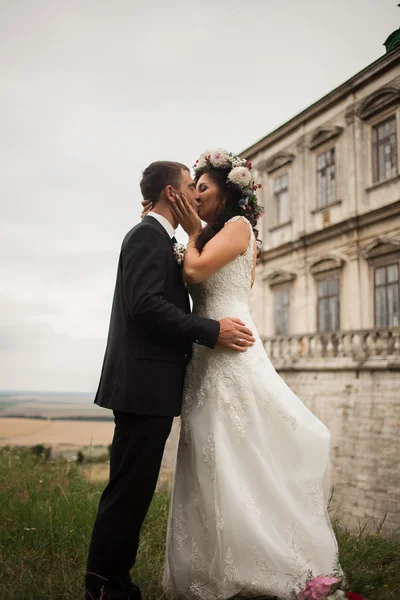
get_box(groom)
[85,161,255,600]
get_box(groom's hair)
[140,161,189,205]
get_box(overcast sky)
[0,0,397,392]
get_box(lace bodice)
[188,216,255,321]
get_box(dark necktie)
[171,236,177,245]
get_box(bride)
[160,149,341,599]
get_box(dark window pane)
[377,123,386,141]
[387,284,399,327]
[375,267,386,286]
[387,264,399,283]
[277,190,290,224]
[318,298,328,332]
[275,290,290,335]
[375,286,387,328]
[317,154,326,170]
[317,276,340,332]
[275,173,290,224]
[378,145,385,180]
[274,173,288,193]
[328,278,339,295]
[372,116,398,183]
[317,148,336,206]
[274,307,281,333]
[318,280,329,297]
[387,118,396,135]
[329,296,340,331]
[282,306,289,335]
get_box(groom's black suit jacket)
[94,215,220,417]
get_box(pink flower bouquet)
[296,575,367,600]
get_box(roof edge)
[241,47,400,159]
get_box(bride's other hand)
[141,199,152,219]
[217,318,255,352]
[170,193,202,237]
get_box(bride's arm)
[183,219,250,283]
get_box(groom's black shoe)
[85,579,141,600]
[127,583,142,600]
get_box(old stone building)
[242,34,400,530]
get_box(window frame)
[273,171,291,226]
[316,146,337,208]
[273,284,291,336]
[371,114,398,184]
[372,257,400,329]
[314,269,341,333]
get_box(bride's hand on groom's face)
[170,193,202,237]
[217,318,256,352]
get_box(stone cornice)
[256,152,295,174]
[309,254,346,275]
[263,269,297,286]
[260,200,400,261]
[356,87,400,121]
[241,48,400,160]
[308,126,344,150]
[360,236,400,259]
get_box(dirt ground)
[0,417,180,488]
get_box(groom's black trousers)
[85,411,173,600]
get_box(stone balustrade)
[262,327,400,370]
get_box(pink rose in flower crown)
[298,575,340,600]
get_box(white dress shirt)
[147,212,176,239]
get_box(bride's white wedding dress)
[163,217,340,599]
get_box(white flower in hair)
[196,149,213,170]
[227,166,252,188]
[196,157,207,169]
[231,156,247,168]
[209,149,230,169]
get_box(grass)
[0,447,168,600]
[333,512,400,600]
[0,447,399,600]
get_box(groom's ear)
[165,185,178,204]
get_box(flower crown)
[193,149,264,220]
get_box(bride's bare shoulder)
[224,215,251,228]
[221,216,251,250]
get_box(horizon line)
[0,389,95,395]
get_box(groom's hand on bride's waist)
[217,318,255,352]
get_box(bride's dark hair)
[194,167,262,257]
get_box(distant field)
[0,417,115,447]
[0,391,179,489]
[0,390,112,420]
